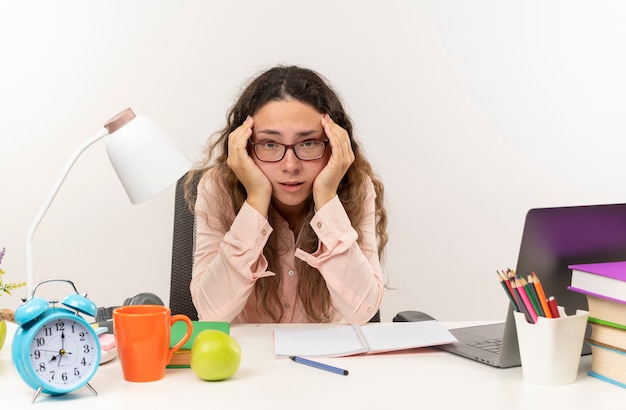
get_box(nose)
[280,147,302,172]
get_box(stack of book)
[568,261,626,388]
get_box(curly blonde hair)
[185,65,387,322]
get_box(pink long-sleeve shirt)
[190,171,384,324]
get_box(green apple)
[0,320,6,351]
[190,329,241,381]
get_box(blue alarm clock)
[12,278,102,403]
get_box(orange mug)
[113,305,192,382]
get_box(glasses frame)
[248,139,329,162]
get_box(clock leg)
[31,386,43,404]
[86,382,98,397]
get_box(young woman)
[184,65,388,324]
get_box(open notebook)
[274,321,457,358]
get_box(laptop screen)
[514,202,626,317]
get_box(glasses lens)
[294,141,326,160]
[254,142,285,161]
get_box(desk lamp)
[25,108,192,294]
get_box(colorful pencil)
[513,277,538,323]
[499,269,516,297]
[509,277,533,323]
[521,276,544,317]
[497,271,519,311]
[529,272,552,318]
[290,356,349,376]
[547,296,560,318]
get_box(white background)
[1,1,625,322]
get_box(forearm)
[191,194,274,321]
[295,190,384,324]
[313,244,384,324]
[190,247,265,322]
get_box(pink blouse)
[190,171,384,324]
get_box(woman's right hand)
[226,116,272,217]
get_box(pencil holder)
[514,306,589,386]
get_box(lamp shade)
[105,109,192,204]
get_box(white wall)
[2,1,625,322]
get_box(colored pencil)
[497,271,519,311]
[290,356,349,376]
[509,278,533,323]
[499,269,515,295]
[521,276,544,317]
[529,272,552,318]
[548,296,560,318]
[513,277,538,323]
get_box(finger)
[228,116,254,153]
[322,114,352,161]
[321,115,341,153]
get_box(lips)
[278,181,305,192]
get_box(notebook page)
[274,326,367,358]
[359,321,458,353]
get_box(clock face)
[28,317,99,389]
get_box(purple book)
[569,261,626,303]
[569,261,626,281]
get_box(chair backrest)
[169,171,200,320]
[168,171,380,323]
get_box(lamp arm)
[25,128,109,295]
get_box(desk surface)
[1,321,624,409]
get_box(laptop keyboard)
[466,338,502,354]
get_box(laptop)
[439,203,626,368]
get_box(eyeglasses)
[248,140,329,162]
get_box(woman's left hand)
[313,114,354,209]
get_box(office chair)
[168,171,381,323]
[169,171,200,320]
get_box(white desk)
[1,321,623,409]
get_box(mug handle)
[168,314,193,358]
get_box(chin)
[273,194,310,209]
